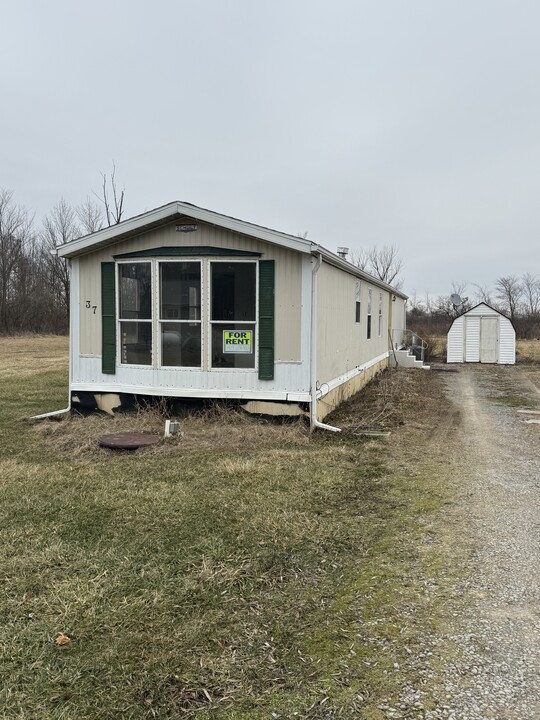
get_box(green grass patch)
[486,394,530,407]
[0,338,457,718]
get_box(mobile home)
[56,202,407,427]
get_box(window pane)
[120,322,152,365]
[160,262,201,320]
[161,323,201,367]
[212,324,255,369]
[211,263,256,321]
[119,263,152,319]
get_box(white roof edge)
[56,201,313,258]
[56,200,407,298]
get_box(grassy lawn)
[0,336,457,719]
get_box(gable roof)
[459,302,511,319]
[448,302,515,331]
[56,200,407,298]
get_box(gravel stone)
[393,365,540,720]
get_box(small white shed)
[447,303,515,364]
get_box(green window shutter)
[258,260,275,380]
[101,262,116,374]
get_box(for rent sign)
[223,330,252,354]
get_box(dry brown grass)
[0,334,68,379]
[1,335,465,719]
[516,338,540,363]
[402,336,540,365]
[33,403,310,461]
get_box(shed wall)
[447,317,464,362]
[498,317,515,363]
[465,316,481,362]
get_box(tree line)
[1,191,537,342]
[0,170,124,335]
[409,276,540,339]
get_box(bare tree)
[367,245,403,287]
[349,248,369,271]
[495,275,522,321]
[521,273,540,317]
[472,283,493,306]
[77,196,104,234]
[41,199,80,321]
[0,189,34,333]
[351,244,403,288]
[436,282,471,318]
[96,162,125,226]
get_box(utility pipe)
[30,397,71,421]
[30,258,72,421]
[310,252,341,433]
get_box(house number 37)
[86,300,97,314]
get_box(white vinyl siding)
[464,316,480,362]
[77,221,302,363]
[499,318,516,364]
[447,318,464,363]
[316,262,390,386]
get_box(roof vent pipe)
[337,247,349,259]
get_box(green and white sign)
[223,330,252,354]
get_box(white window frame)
[208,259,259,373]
[157,259,203,370]
[115,257,258,373]
[117,259,153,368]
[378,292,383,337]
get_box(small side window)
[367,289,372,339]
[355,279,361,323]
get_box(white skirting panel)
[72,356,310,402]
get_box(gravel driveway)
[410,365,540,720]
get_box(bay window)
[117,258,258,371]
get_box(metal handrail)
[391,329,427,363]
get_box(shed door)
[480,317,498,363]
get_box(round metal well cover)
[98,431,161,451]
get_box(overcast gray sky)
[2,0,539,297]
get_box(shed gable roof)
[448,302,515,332]
[461,302,511,319]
